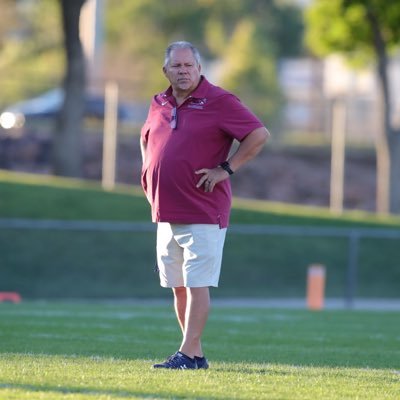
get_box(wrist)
[219,161,234,175]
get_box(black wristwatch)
[220,161,234,175]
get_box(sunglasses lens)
[170,107,177,129]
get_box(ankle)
[178,350,195,360]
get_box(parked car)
[0,88,134,130]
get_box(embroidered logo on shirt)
[187,98,207,110]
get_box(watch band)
[220,161,234,175]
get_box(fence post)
[330,99,346,214]
[102,81,118,190]
[345,231,359,309]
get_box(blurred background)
[1,0,399,303]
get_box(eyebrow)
[171,62,195,66]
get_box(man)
[140,41,269,370]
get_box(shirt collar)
[160,75,209,104]
[188,75,209,99]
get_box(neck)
[173,90,191,106]
[173,77,202,105]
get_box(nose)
[178,66,189,74]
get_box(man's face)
[163,48,201,94]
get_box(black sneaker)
[153,351,197,369]
[195,356,209,369]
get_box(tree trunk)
[389,131,400,213]
[365,5,395,214]
[375,124,390,214]
[53,0,86,177]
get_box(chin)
[178,83,192,90]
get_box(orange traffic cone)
[307,264,326,310]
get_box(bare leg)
[179,287,210,358]
[172,286,186,334]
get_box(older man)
[140,41,270,369]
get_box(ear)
[162,66,167,76]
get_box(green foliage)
[0,0,63,106]
[105,0,304,123]
[0,0,304,124]
[0,303,399,399]
[305,0,400,66]
[218,19,283,123]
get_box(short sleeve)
[218,94,264,141]
[140,103,153,143]
[140,119,150,143]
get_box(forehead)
[169,48,197,64]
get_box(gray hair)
[164,41,201,67]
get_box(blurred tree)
[305,0,400,214]
[1,0,303,176]
[0,0,63,105]
[0,0,17,42]
[0,0,85,177]
[53,0,86,177]
[218,19,282,120]
[104,0,304,124]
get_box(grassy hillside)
[1,170,399,299]
[2,169,400,227]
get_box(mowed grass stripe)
[0,303,399,400]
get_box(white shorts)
[156,223,227,288]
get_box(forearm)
[228,127,270,173]
[195,126,270,192]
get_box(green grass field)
[0,301,399,400]
[1,170,399,398]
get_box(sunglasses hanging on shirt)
[170,107,178,130]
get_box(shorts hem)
[160,282,219,288]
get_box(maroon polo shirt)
[140,76,264,228]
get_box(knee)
[188,287,209,297]
[173,286,186,299]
